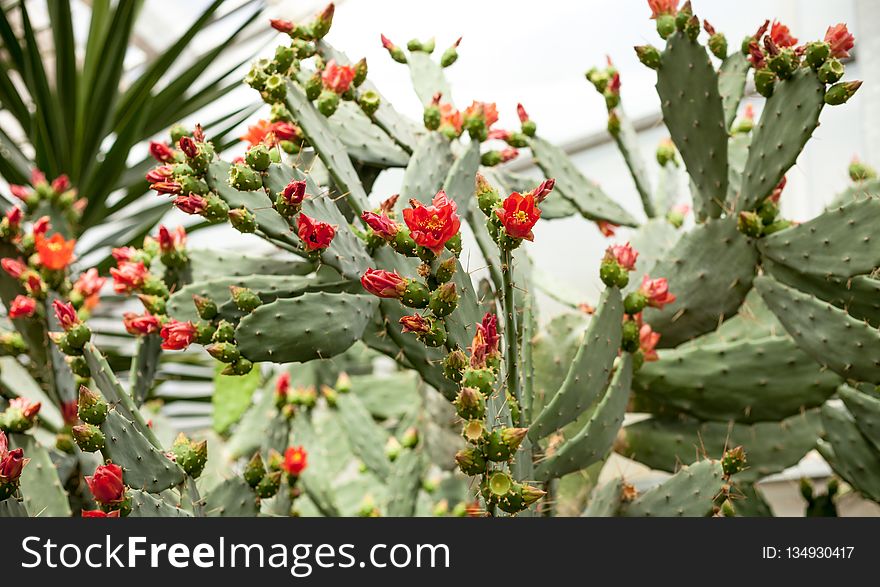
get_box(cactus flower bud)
[737,210,764,238]
[453,387,486,420]
[721,445,747,477]
[637,276,676,309]
[78,385,109,425]
[361,211,399,241]
[72,423,105,452]
[442,349,468,383]
[178,136,198,159]
[439,36,461,67]
[638,322,660,362]
[0,431,29,495]
[160,319,196,351]
[849,157,877,182]
[381,34,407,63]
[825,80,861,105]
[475,173,502,217]
[123,311,160,336]
[206,342,241,364]
[228,206,258,233]
[634,44,661,70]
[270,18,294,33]
[2,257,27,279]
[230,286,262,312]
[455,446,487,476]
[86,463,125,505]
[360,268,408,299]
[516,102,536,136]
[486,427,527,462]
[316,89,340,117]
[149,141,175,163]
[428,282,458,317]
[804,41,831,69]
[3,398,41,432]
[171,433,208,478]
[255,470,282,498]
[399,314,446,347]
[245,144,271,171]
[244,452,266,488]
[655,138,678,166]
[621,318,641,353]
[8,295,36,319]
[384,436,402,462]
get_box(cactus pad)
[128,489,192,517]
[407,51,451,105]
[621,459,724,517]
[839,384,880,452]
[101,408,185,492]
[204,477,259,517]
[817,403,880,502]
[386,448,425,517]
[335,392,392,478]
[10,434,71,517]
[718,53,749,130]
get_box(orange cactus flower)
[35,233,76,270]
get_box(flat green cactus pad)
[818,403,880,503]
[621,459,724,517]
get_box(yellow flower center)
[424,214,443,231]
[513,210,529,224]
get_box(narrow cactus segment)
[399,132,454,208]
[386,447,425,517]
[839,384,880,452]
[582,478,624,517]
[130,334,161,406]
[754,275,880,383]
[529,287,623,440]
[0,498,29,517]
[633,335,840,423]
[204,477,259,517]
[612,110,654,217]
[128,489,192,517]
[643,217,758,347]
[535,353,633,480]
[443,139,480,211]
[817,403,880,502]
[336,392,391,478]
[326,101,410,167]
[530,313,590,416]
[235,292,378,363]
[293,412,340,517]
[528,136,637,226]
[10,434,71,516]
[738,68,825,212]
[284,80,369,213]
[763,259,880,328]
[407,51,452,105]
[625,218,681,294]
[621,460,724,517]
[618,410,822,483]
[101,408,186,493]
[759,197,880,279]
[726,133,750,208]
[225,381,278,459]
[656,32,728,220]
[718,53,749,129]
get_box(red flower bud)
[160,319,196,351]
[2,257,27,279]
[33,216,50,237]
[149,141,175,163]
[110,261,149,294]
[297,213,336,252]
[123,312,161,336]
[321,59,355,94]
[276,372,291,398]
[51,174,70,193]
[703,19,716,36]
[495,191,541,240]
[516,103,530,123]
[9,185,30,201]
[271,121,300,142]
[5,206,22,227]
[487,129,511,141]
[381,34,398,52]
[825,23,854,59]
[399,314,430,334]
[361,211,398,240]
[469,328,488,369]
[31,169,46,185]
[73,268,106,299]
[604,243,638,271]
[85,463,125,505]
[639,322,660,361]
[157,225,186,254]
[282,446,308,476]
[173,194,209,215]
[145,165,173,184]
[53,299,80,331]
[150,181,183,195]
[596,221,617,237]
[8,295,36,319]
[638,275,676,309]
[281,180,308,206]
[179,136,198,159]
[0,445,28,484]
[81,509,120,518]
[270,18,295,33]
[402,191,461,254]
[25,274,44,297]
[360,268,407,299]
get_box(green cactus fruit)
[305,72,323,101]
[245,144,271,171]
[737,210,764,238]
[171,433,208,479]
[429,282,458,317]
[721,445,747,477]
[221,357,254,376]
[719,499,736,517]
[227,206,258,234]
[203,194,230,223]
[192,294,218,320]
[824,80,861,105]
[351,57,368,87]
[78,385,108,425]
[212,319,236,343]
[193,321,215,345]
[453,387,486,420]
[230,286,262,312]
[768,48,797,79]
[817,58,844,84]
[255,470,282,498]
[423,104,441,130]
[599,260,628,289]
[440,44,458,67]
[178,175,209,196]
[385,436,402,462]
[401,280,430,308]
[444,232,462,256]
[65,323,92,350]
[462,419,487,444]
[72,423,105,452]
[656,14,675,39]
[245,62,268,91]
[804,41,831,69]
[849,159,877,181]
[708,33,727,59]
[206,342,241,364]
[486,427,527,462]
[228,164,262,191]
[264,73,287,102]
[358,90,380,116]
[486,471,513,501]
[273,44,295,73]
[475,174,502,217]
[462,367,495,396]
[754,68,776,97]
[244,452,266,488]
[434,256,457,284]
[455,446,486,476]
[169,124,189,143]
[623,291,647,315]
[317,89,340,117]
[68,355,91,378]
[634,45,661,69]
[620,319,640,353]
[442,350,468,383]
[389,229,417,257]
[55,432,75,454]
[521,119,536,137]
[401,427,419,449]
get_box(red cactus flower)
[282,446,308,476]
[51,174,70,193]
[639,322,661,361]
[35,233,76,270]
[178,136,198,159]
[825,23,854,59]
[605,243,638,271]
[241,119,274,147]
[149,141,175,163]
[2,257,27,279]
[32,216,50,238]
[52,299,80,331]
[73,268,107,308]
[81,509,120,518]
[0,443,28,485]
[321,59,355,94]
[597,221,618,238]
[281,180,308,206]
[61,400,78,426]
[439,103,463,135]
[648,0,678,18]
[402,191,461,254]
[150,180,182,195]
[400,314,431,334]
[86,463,125,505]
[9,398,41,422]
[9,185,30,201]
[769,21,797,48]
[297,213,336,252]
[160,320,196,351]
[495,191,541,240]
[463,101,499,128]
[173,194,209,215]
[276,372,291,398]
[361,268,407,299]
[478,313,499,355]
[361,211,399,240]
[110,261,148,294]
[5,206,22,228]
[111,247,137,264]
[271,121,300,142]
[8,295,36,319]
[123,312,161,336]
[157,225,186,254]
[270,18,295,33]
[469,328,488,369]
[638,275,676,309]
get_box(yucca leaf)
[0,57,30,131]
[47,0,77,156]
